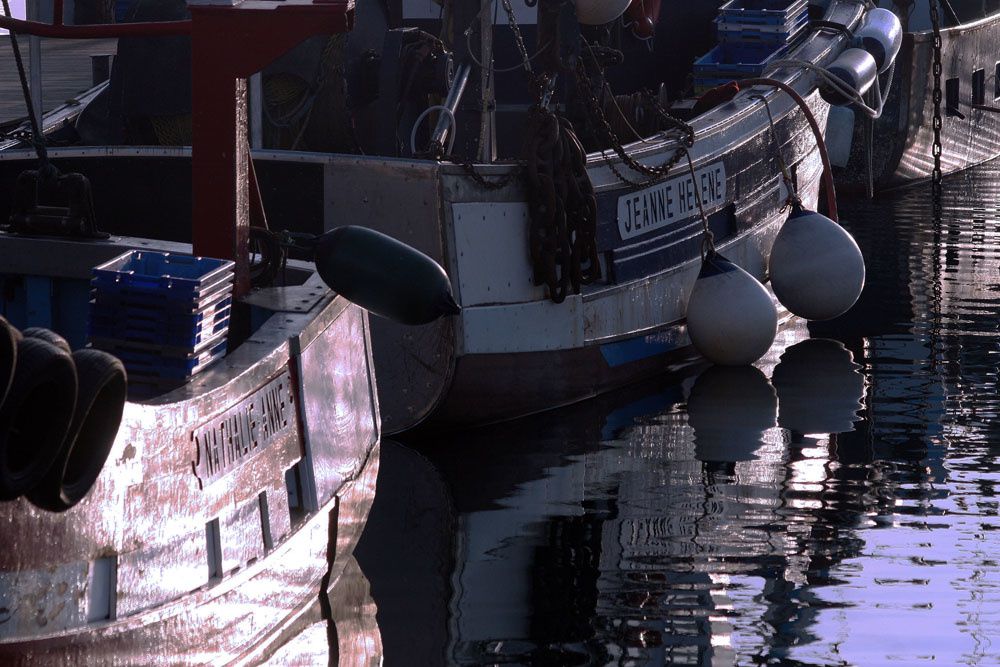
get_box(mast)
[452,0,496,162]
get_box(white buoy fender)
[574,0,631,25]
[768,206,865,321]
[819,48,877,106]
[686,252,777,366]
[855,7,902,73]
[772,339,865,434]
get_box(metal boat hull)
[0,234,381,663]
[835,11,1000,190]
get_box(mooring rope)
[741,77,839,222]
[750,93,802,211]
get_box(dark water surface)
[350,163,1000,666]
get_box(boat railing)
[2,0,354,298]
[0,1,190,38]
[0,0,190,139]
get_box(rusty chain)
[524,105,601,303]
[574,53,694,188]
[930,0,943,212]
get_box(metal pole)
[478,0,495,162]
[249,72,263,149]
[27,0,42,131]
[429,62,471,152]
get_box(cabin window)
[206,518,223,580]
[946,77,961,116]
[995,63,1000,100]
[973,69,986,106]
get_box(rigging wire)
[0,0,48,165]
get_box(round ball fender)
[574,0,631,25]
[314,225,460,326]
[855,7,902,73]
[819,48,877,106]
[686,252,778,366]
[768,207,865,321]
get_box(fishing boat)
[0,0,893,434]
[832,1,1000,191]
[0,0,456,662]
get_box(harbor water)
[346,160,1000,666]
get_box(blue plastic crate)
[693,43,787,93]
[694,43,786,76]
[95,338,228,380]
[717,0,808,27]
[88,312,231,351]
[92,251,235,299]
[716,14,808,46]
[89,294,233,327]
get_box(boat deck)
[0,35,116,123]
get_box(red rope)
[741,77,838,222]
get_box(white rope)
[411,105,458,156]
[764,58,894,120]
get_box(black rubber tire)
[0,338,78,500]
[22,327,71,355]
[27,349,127,512]
[0,317,17,411]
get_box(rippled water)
[353,163,1000,666]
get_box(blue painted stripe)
[600,327,686,368]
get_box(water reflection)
[688,366,776,465]
[261,556,382,666]
[356,160,1000,665]
[772,338,865,435]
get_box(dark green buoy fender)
[314,226,461,325]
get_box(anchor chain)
[574,53,694,188]
[930,0,943,212]
[524,105,601,303]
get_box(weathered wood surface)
[0,36,116,123]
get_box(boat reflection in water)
[361,318,876,666]
[259,556,381,667]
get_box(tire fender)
[21,327,72,355]
[28,349,127,512]
[0,338,78,500]
[0,317,17,410]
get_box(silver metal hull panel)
[0,235,381,660]
[838,11,1000,189]
[0,445,379,665]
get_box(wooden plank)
[0,36,116,123]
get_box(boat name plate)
[617,162,727,241]
[191,371,296,488]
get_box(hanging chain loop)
[524,105,601,303]
[574,44,695,188]
[930,0,943,212]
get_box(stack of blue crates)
[88,250,235,399]
[694,0,809,93]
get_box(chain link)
[574,54,694,188]
[930,0,943,211]
[524,105,601,302]
[500,0,534,79]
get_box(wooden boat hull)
[835,10,1000,190]
[0,234,381,663]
